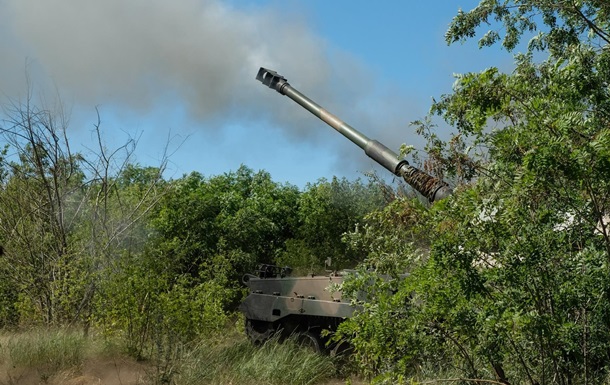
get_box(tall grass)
[0,329,92,384]
[0,328,341,385]
[0,328,130,384]
[175,335,337,385]
[0,329,86,371]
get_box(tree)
[339,2,610,384]
[0,89,167,328]
[281,177,385,271]
[93,166,302,353]
[142,166,301,307]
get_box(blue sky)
[0,0,515,188]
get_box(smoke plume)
[0,0,425,177]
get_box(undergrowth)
[0,329,87,371]
[175,335,337,385]
[0,327,341,385]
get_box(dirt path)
[1,357,147,385]
[2,358,367,385]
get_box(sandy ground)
[1,357,365,385]
[1,357,147,385]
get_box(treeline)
[0,97,386,358]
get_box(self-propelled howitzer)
[256,67,452,202]
[239,68,452,353]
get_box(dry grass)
[0,328,144,385]
[0,328,358,385]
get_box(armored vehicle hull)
[239,265,353,352]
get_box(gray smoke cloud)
[0,0,427,177]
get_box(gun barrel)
[256,67,451,202]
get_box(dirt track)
[1,357,366,385]
[1,357,147,385]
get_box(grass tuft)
[176,335,337,385]
[1,329,86,371]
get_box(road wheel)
[330,339,355,376]
[330,339,353,358]
[297,331,323,354]
[245,318,274,345]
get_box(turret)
[256,67,451,202]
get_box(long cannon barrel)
[256,67,452,202]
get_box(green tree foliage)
[343,198,430,274]
[279,177,385,271]
[95,249,233,359]
[147,166,300,281]
[339,2,610,384]
[145,169,384,283]
[96,166,301,353]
